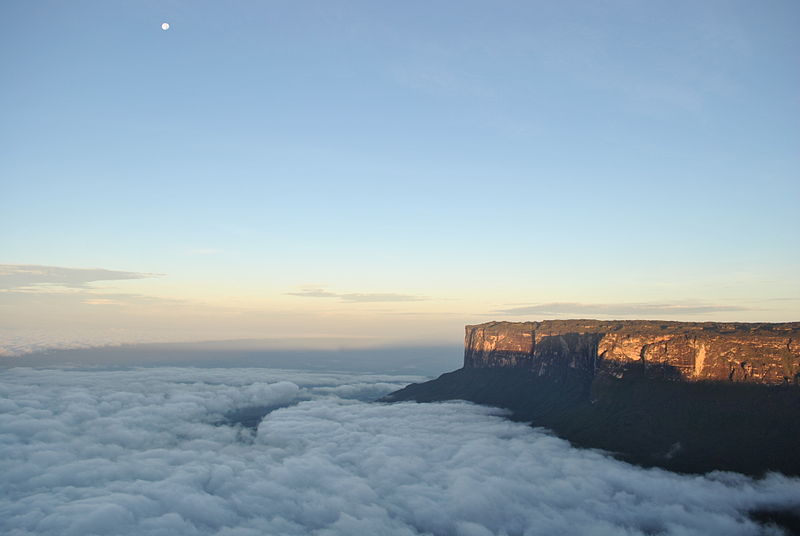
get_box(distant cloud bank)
[0,330,172,358]
[1,367,798,535]
[499,301,752,316]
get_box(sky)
[1,1,799,354]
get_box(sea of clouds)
[0,331,128,357]
[1,367,799,536]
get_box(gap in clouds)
[217,400,306,430]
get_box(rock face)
[385,319,800,475]
[465,320,800,385]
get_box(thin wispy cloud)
[0,264,161,290]
[74,292,187,307]
[498,302,752,316]
[288,287,427,303]
[0,265,183,323]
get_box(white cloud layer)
[0,330,180,357]
[1,367,798,535]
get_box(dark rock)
[384,320,800,476]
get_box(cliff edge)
[385,320,800,476]
[465,320,800,384]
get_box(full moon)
[161,22,170,30]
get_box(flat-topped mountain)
[385,320,800,476]
[465,320,800,384]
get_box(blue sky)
[1,1,798,351]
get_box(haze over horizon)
[2,1,798,355]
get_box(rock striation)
[465,320,800,384]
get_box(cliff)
[385,320,800,476]
[465,320,800,384]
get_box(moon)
[161,22,170,31]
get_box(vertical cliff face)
[464,321,800,385]
[386,319,800,476]
[464,322,600,382]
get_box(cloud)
[0,264,161,290]
[1,367,798,536]
[498,301,752,317]
[288,287,426,303]
[287,288,340,299]
[0,331,134,357]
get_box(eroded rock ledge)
[465,320,800,384]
